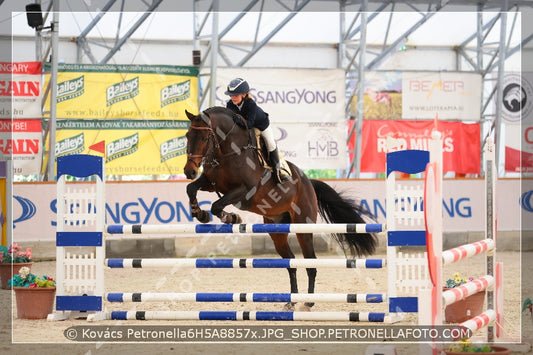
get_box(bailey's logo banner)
[57,75,84,103]
[161,80,190,108]
[43,64,198,175]
[106,133,139,163]
[55,133,84,157]
[107,77,139,106]
[160,136,187,163]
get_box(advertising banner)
[0,61,42,119]
[54,119,189,175]
[402,72,481,120]
[0,119,42,174]
[503,72,533,173]
[348,120,480,174]
[500,72,533,125]
[357,71,403,120]
[216,68,345,123]
[45,63,199,120]
[273,121,346,169]
[12,178,523,242]
[43,64,198,175]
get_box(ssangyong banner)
[0,119,42,174]
[349,120,480,174]
[43,64,199,175]
[0,61,42,119]
[12,178,523,243]
[402,72,481,120]
[216,68,345,123]
[274,122,346,169]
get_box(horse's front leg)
[210,185,248,224]
[186,174,212,223]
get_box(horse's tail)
[310,179,378,257]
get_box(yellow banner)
[43,64,198,176]
[45,63,199,120]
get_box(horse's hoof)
[296,304,312,312]
[232,213,242,224]
[283,303,295,311]
[196,210,210,223]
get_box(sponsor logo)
[13,196,36,227]
[57,75,84,102]
[160,136,187,162]
[307,127,339,159]
[502,73,533,124]
[55,133,84,157]
[106,133,139,162]
[106,77,139,106]
[161,80,190,107]
[521,190,533,213]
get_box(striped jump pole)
[442,275,494,307]
[106,292,387,304]
[105,258,386,269]
[442,239,495,265]
[104,310,388,322]
[459,310,497,334]
[106,223,385,235]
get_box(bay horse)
[184,107,378,310]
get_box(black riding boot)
[269,148,289,183]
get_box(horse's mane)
[204,106,248,130]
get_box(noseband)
[186,112,241,169]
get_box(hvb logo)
[13,196,36,228]
[521,190,533,213]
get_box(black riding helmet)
[225,78,250,96]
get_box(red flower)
[29,283,38,288]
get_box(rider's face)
[230,94,244,105]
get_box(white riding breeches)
[261,126,277,152]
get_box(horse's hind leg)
[270,232,298,311]
[297,232,317,310]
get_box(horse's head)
[184,110,213,180]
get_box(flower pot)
[444,345,511,355]
[0,262,33,289]
[14,286,56,319]
[444,288,485,323]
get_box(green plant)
[447,338,494,353]
[9,267,55,288]
[445,272,473,288]
[523,298,532,315]
[0,243,32,264]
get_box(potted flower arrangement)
[10,266,56,319]
[444,338,511,354]
[0,243,33,289]
[444,272,485,323]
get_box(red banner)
[348,120,480,174]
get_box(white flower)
[19,266,30,278]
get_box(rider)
[225,77,289,183]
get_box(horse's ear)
[185,110,196,121]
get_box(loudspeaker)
[26,3,43,29]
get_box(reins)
[186,111,256,196]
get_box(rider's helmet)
[224,78,249,96]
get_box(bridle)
[186,111,249,170]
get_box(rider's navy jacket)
[226,97,270,131]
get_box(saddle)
[252,128,292,179]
